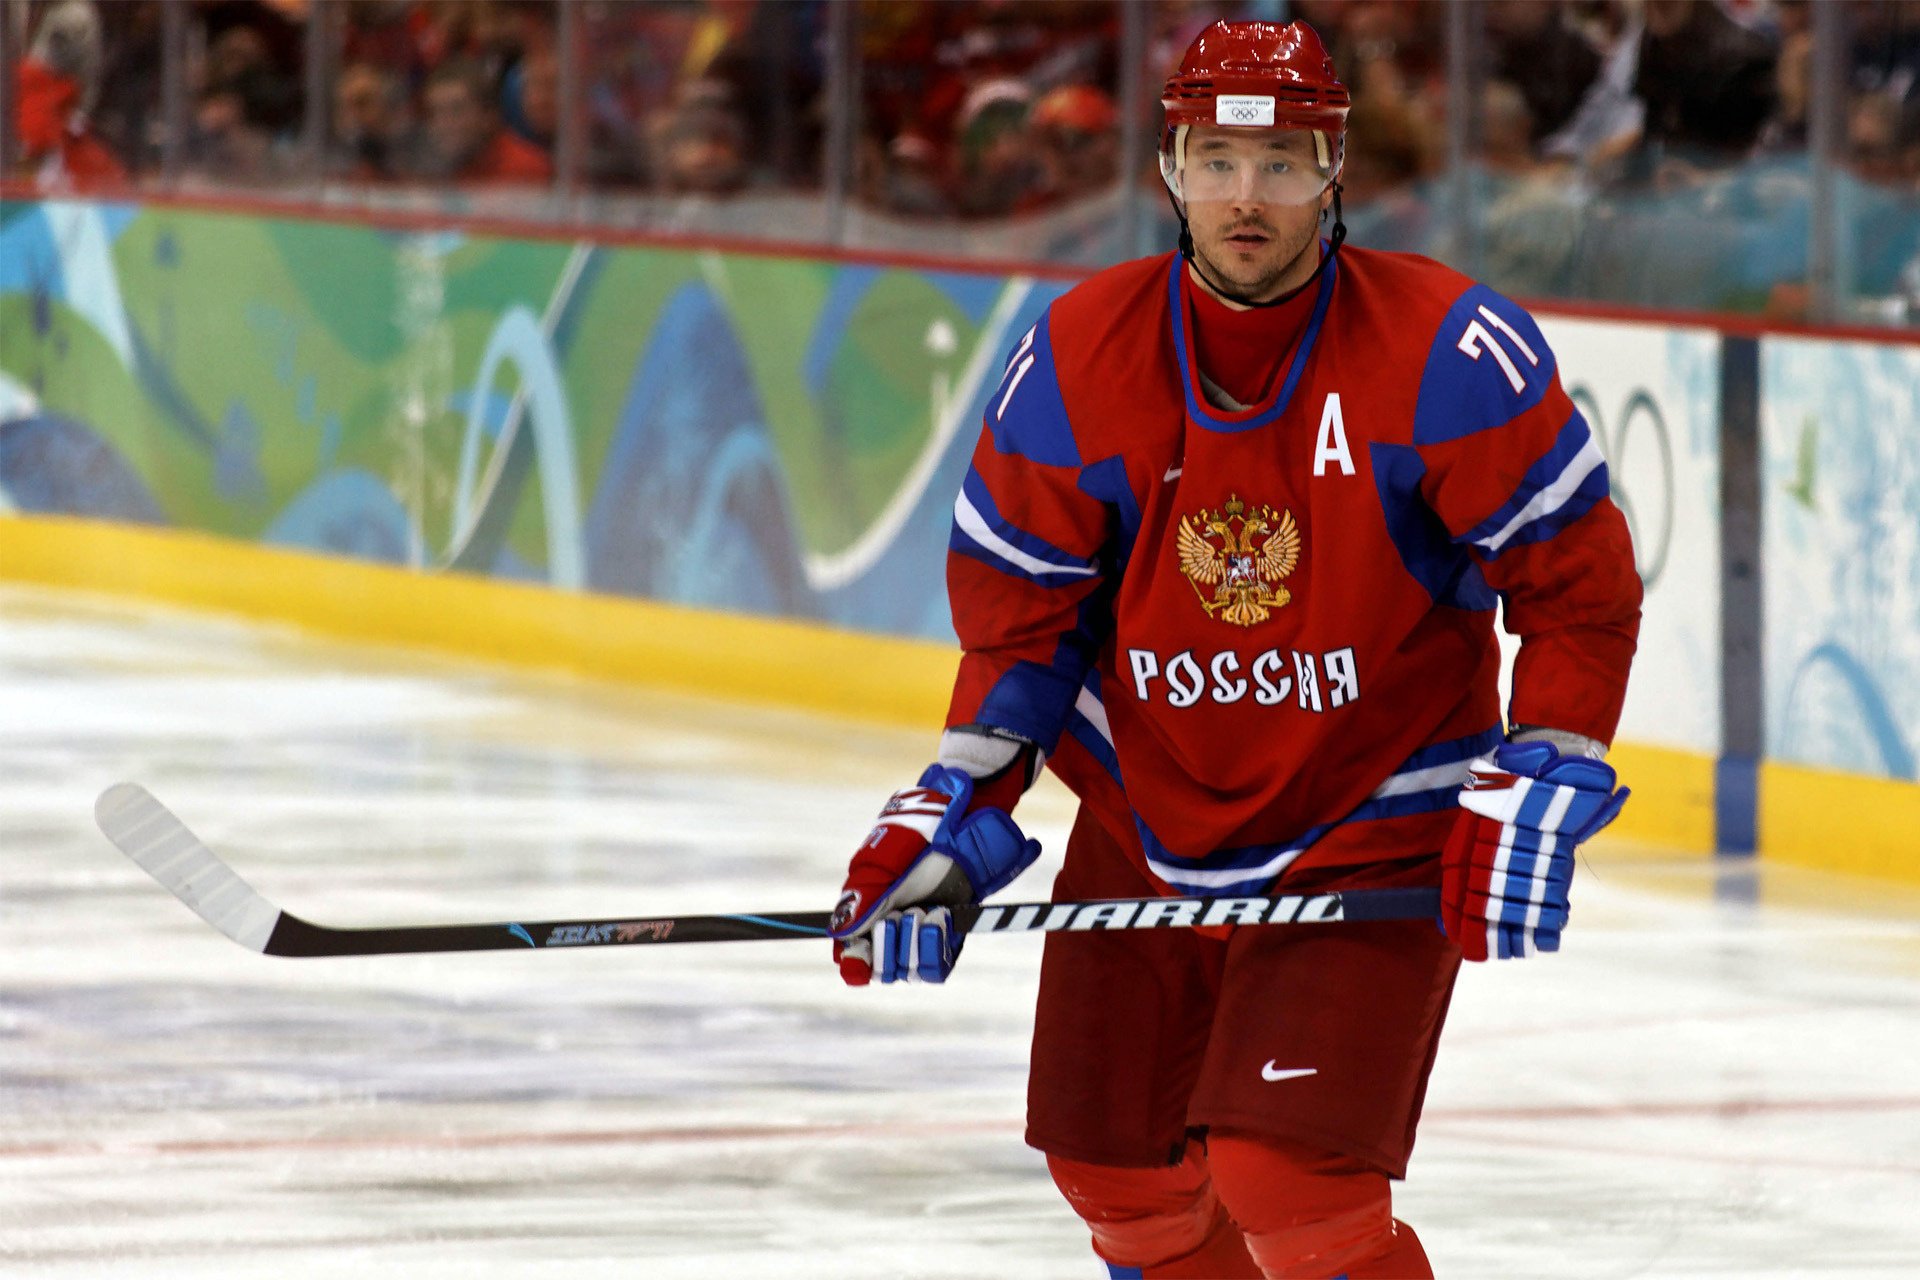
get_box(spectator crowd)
[6,0,1919,315]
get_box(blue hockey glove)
[1441,740,1629,961]
[830,764,1040,985]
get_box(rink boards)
[2,195,1917,882]
[6,511,1917,883]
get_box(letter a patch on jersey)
[1175,493,1301,627]
[1313,393,1356,477]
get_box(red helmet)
[1159,20,1349,196]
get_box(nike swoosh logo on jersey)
[1260,1062,1317,1083]
[1164,465,1183,481]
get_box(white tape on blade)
[96,784,280,951]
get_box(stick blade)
[95,783,281,953]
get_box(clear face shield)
[1160,124,1337,207]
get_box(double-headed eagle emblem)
[1176,493,1301,627]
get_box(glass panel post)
[554,0,580,209]
[1444,0,1484,280]
[1117,0,1148,261]
[160,0,187,187]
[301,0,332,197]
[823,0,857,245]
[0,6,14,181]
[1807,0,1846,323]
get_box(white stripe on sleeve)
[1474,432,1606,555]
[954,489,1099,580]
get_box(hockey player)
[830,20,1639,1279]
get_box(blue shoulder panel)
[1412,284,1557,446]
[985,309,1081,468]
[1369,443,1498,610]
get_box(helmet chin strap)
[1173,183,1347,308]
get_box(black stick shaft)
[95,780,1441,960]
[262,888,1440,957]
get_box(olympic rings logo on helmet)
[1221,97,1275,126]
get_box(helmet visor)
[1174,129,1333,205]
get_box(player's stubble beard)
[1188,197,1326,305]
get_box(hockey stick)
[96,783,1441,959]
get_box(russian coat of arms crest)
[1175,493,1301,627]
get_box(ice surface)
[3,585,1918,1278]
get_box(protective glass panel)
[571,0,825,238]
[843,0,1127,264]
[11,0,164,188]
[329,0,559,206]
[1834,3,1920,324]
[1474,0,1799,313]
[177,0,313,192]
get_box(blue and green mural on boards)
[1762,338,1920,782]
[0,198,1067,643]
[7,197,1919,785]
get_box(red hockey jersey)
[945,247,1641,896]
